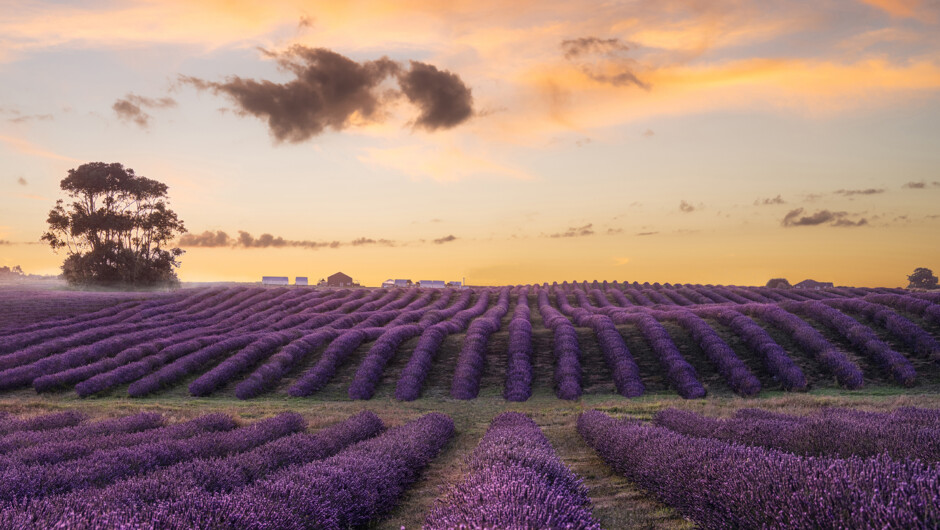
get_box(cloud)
[112,94,177,129]
[182,46,473,142]
[0,135,79,162]
[679,200,696,213]
[560,36,649,90]
[902,181,940,189]
[606,228,623,235]
[433,234,457,244]
[178,230,232,247]
[549,223,594,238]
[8,114,53,124]
[399,61,474,131]
[636,231,659,236]
[16,177,27,186]
[350,237,395,246]
[614,257,631,265]
[755,195,786,205]
[834,188,885,196]
[642,129,655,137]
[0,240,10,245]
[781,208,868,227]
[178,230,409,250]
[359,143,531,182]
[561,37,631,59]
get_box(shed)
[262,276,289,286]
[327,272,354,287]
[295,277,308,286]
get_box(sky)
[1,0,939,287]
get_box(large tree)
[41,162,186,286]
[907,267,938,290]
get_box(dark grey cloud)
[433,234,457,244]
[561,37,630,59]
[679,200,696,213]
[112,94,177,129]
[561,36,649,90]
[182,46,473,142]
[178,230,418,249]
[16,177,27,186]
[178,230,232,247]
[782,208,868,227]
[755,195,785,205]
[834,188,884,196]
[350,237,395,246]
[902,181,940,189]
[549,223,594,238]
[399,61,473,131]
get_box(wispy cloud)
[754,195,786,205]
[16,177,27,186]
[902,181,940,189]
[113,94,177,129]
[0,135,78,162]
[834,188,885,196]
[433,234,457,244]
[679,200,696,213]
[781,208,868,227]
[548,223,594,238]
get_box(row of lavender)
[0,283,937,401]
[0,409,449,528]
[0,409,604,529]
[579,408,940,528]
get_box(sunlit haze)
[2,0,939,286]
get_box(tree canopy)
[41,162,186,286]
[907,267,938,290]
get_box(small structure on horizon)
[382,279,413,288]
[261,276,289,286]
[794,279,834,290]
[417,280,446,289]
[295,277,308,286]
[327,271,354,287]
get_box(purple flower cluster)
[0,413,234,470]
[451,288,511,400]
[287,328,381,397]
[653,407,940,461]
[504,289,534,401]
[538,289,583,399]
[743,303,865,388]
[349,324,424,400]
[395,290,492,401]
[664,310,761,396]
[426,412,601,529]
[232,328,338,399]
[0,412,160,454]
[866,293,940,326]
[788,301,917,386]
[693,307,806,391]
[611,312,706,398]
[579,409,940,529]
[79,412,455,529]
[0,412,303,503]
[0,411,85,436]
[827,298,940,361]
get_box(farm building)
[261,276,289,286]
[794,279,834,290]
[382,279,413,288]
[327,272,354,287]
[295,277,308,286]
[418,280,446,289]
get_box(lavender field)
[0,282,938,528]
